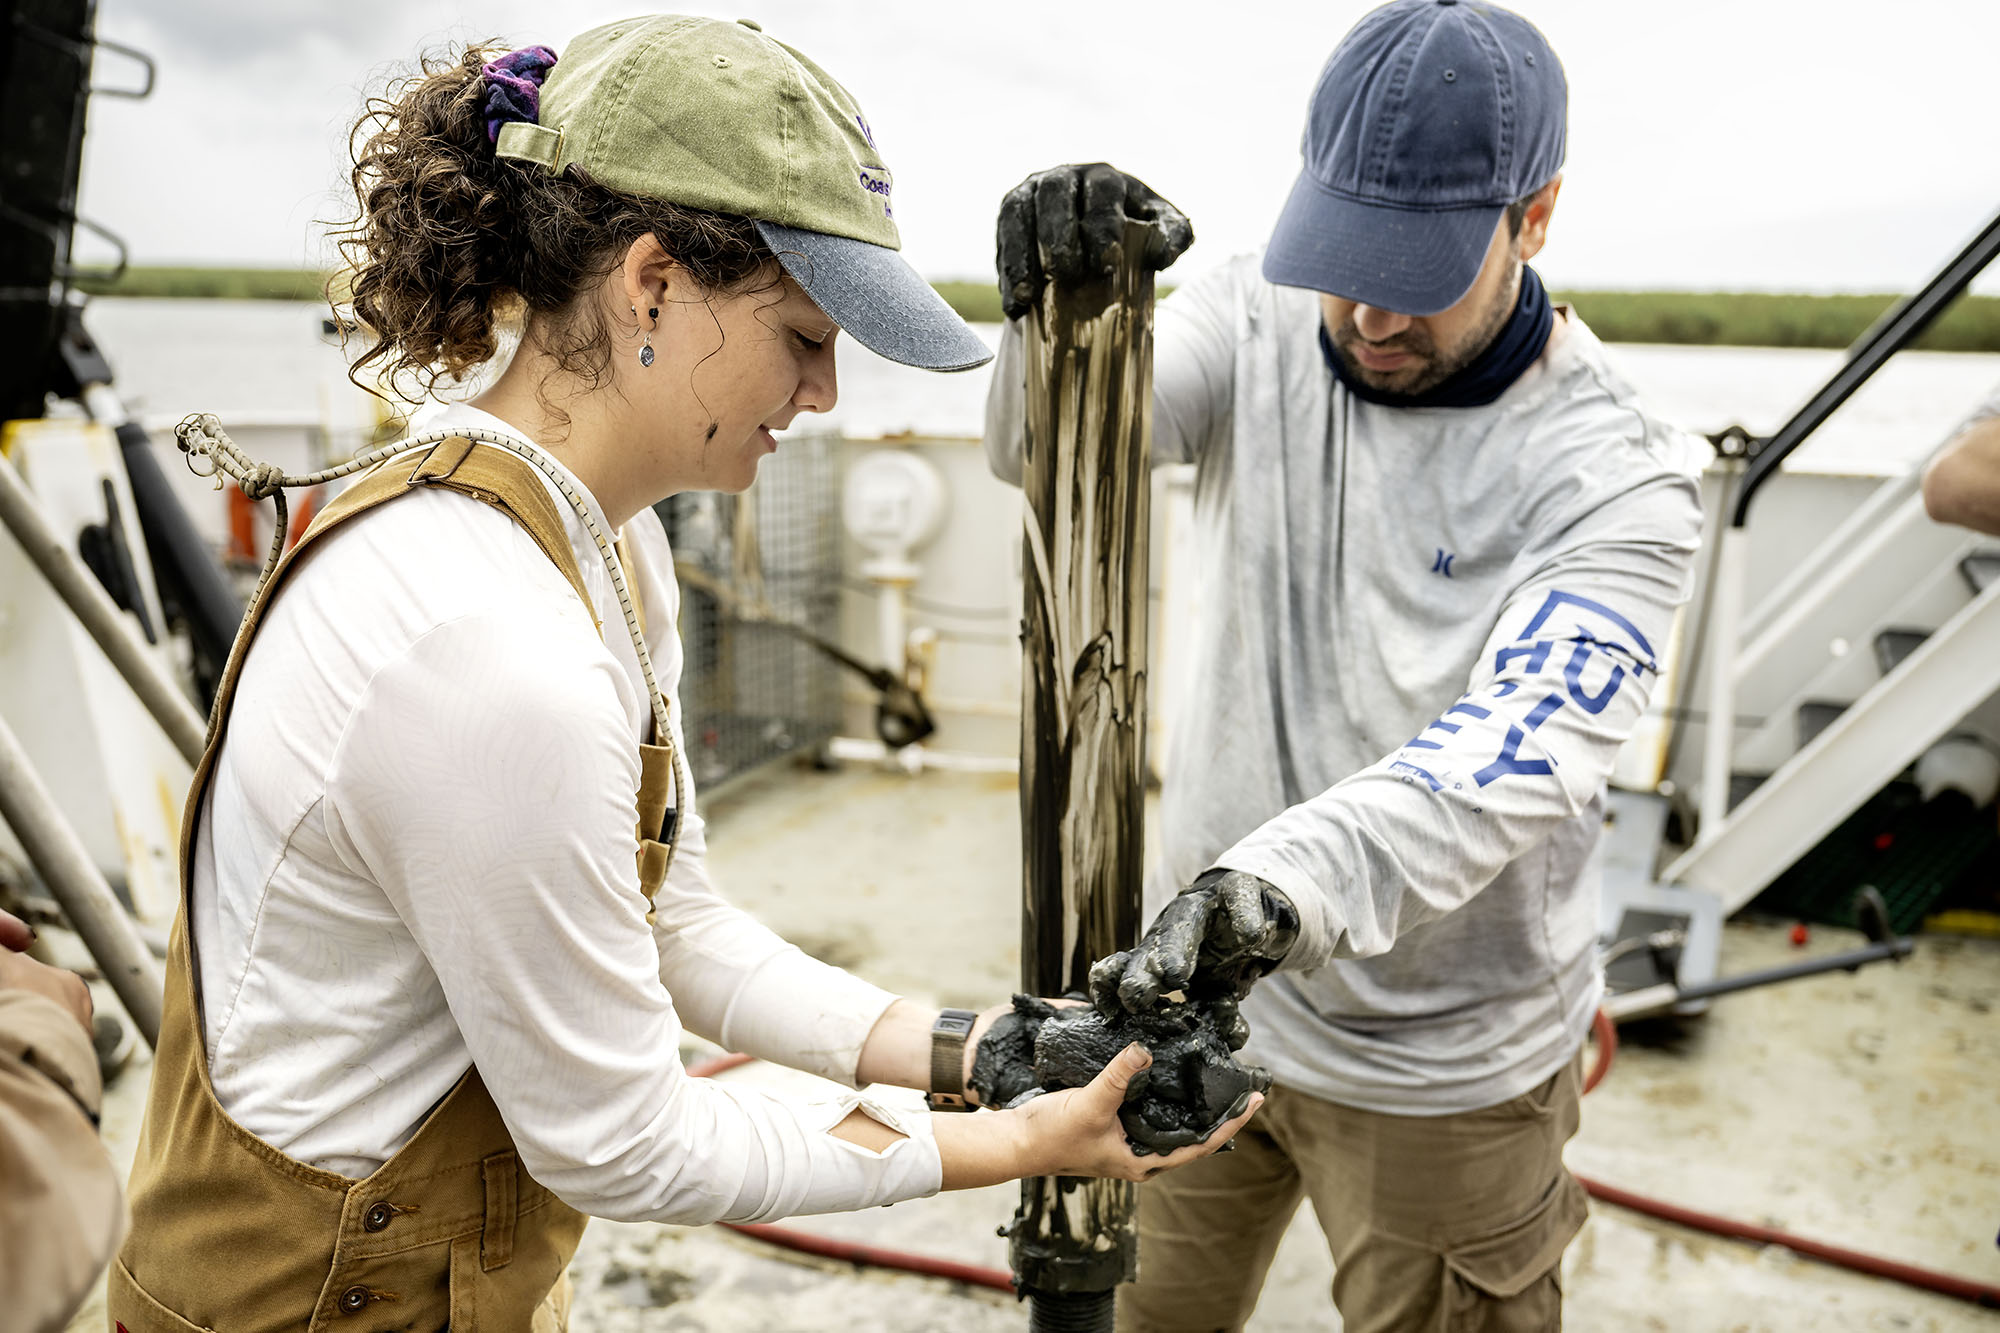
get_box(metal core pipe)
[1007,220,1160,1331]
[0,450,208,765]
[0,711,164,1046]
[1695,521,1749,843]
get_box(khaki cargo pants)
[1120,1054,1587,1333]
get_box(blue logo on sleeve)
[1431,549,1455,578]
[1398,589,1659,792]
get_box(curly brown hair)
[330,43,777,404]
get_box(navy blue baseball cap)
[1263,0,1567,316]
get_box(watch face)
[932,1012,976,1103]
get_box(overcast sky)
[76,0,2000,294]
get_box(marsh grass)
[78,269,2000,352]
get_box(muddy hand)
[968,995,1052,1108]
[1090,869,1299,1013]
[1018,1042,1264,1181]
[996,163,1194,320]
[967,994,1090,1108]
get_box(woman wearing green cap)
[109,17,1257,1330]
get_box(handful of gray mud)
[970,994,1272,1155]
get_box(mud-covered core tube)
[1026,1288,1116,1332]
[1009,215,1163,1316]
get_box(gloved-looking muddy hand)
[995,163,1194,320]
[1089,869,1299,1015]
[970,992,1272,1155]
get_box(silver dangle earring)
[638,305,658,368]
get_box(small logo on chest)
[1430,548,1456,578]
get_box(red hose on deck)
[720,1223,1016,1295]
[1576,1010,2000,1309]
[683,1017,2000,1309]
[1583,1007,1615,1094]
[1573,1174,1999,1308]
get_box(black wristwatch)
[928,1008,979,1112]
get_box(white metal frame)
[1668,575,2000,912]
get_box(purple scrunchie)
[482,45,558,144]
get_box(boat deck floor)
[67,763,2000,1331]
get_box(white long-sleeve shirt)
[987,255,1705,1114]
[191,403,940,1222]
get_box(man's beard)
[1330,263,1521,397]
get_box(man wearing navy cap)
[985,1,1704,1328]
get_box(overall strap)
[393,435,598,623]
[177,415,680,789]
[385,440,681,905]
[189,436,599,836]
[177,437,618,1035]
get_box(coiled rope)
[174,413,684,879]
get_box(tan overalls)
[110,438,679,1332]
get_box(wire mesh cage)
[655,433,843,794]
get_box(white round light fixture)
[841,450,947,580]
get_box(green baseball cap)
[494,14,989,372]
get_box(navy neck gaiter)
[1320,264,1553,409]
